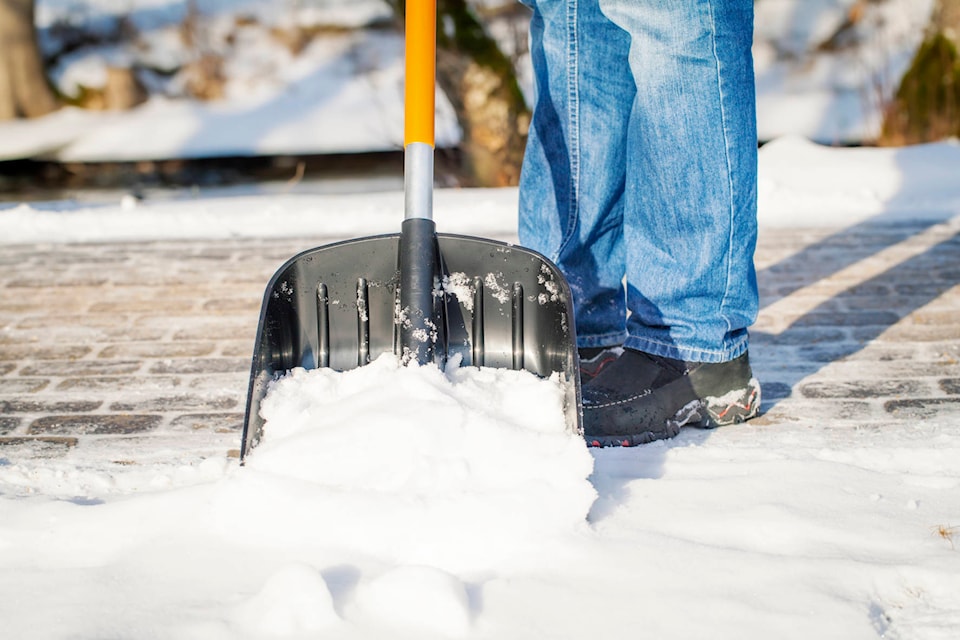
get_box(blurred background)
[0,0,957,199]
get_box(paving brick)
[187,371,248,390]
[840,283,893,297]
[759,381,793,401]
[0,416,20,433]
[13,327,168,345]
[904,309,960,325]
[893,283,955,297]
[97,342,217,359]
[822,360,960,379]
[794,343,865,363]
[1,298,94,315]
[219,341,254,357]
[940,379,960,395]
[88,299,198,314]
[56,376,185,391]
[1,399,103,413]
[34,248,128,265]
[169,413,244,433]
[831,401,877,420]
[0,363,15,376]
[6,277,110,288]
[16,314,133,330]
[29,414,162,435]
[751,328,848,346]
[791,310,901,327]
[171,323,256,342]
[868,324,960,342]
[0,345,93,361]
[800,379,930,399]
[109,394,237,412]
[0,436,78,455]
[20,360,142,377]
[0,378,49,393]
[839,296,934,311]
[148,358,249,375]
[884,398,960,420]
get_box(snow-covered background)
[0,0,940,162]
[2,1,960,639]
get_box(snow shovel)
[239,0,581,461]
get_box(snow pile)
[757,136,960,226]
[238,354,596,572]
[0,184,525,244]
[0,357,595,638]
[4,136,960,245]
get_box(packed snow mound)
[757,135,960,226]
[233,354,596,572]
[230,562,340,635]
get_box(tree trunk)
[386,0,530,187]
[434,0,529,187]
[0,0,58,120]
[879,0,960,144]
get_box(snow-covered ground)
[0,0,938,162]
[1,137,960,639]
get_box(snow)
[2,136,960,638]
[757,136,960,226]
[753,0,935,142]
[4,136,960,243]
[2,1,960,638]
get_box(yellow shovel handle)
[404,0,436,147]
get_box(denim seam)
[558,0,580,259]
[706,0,737,339]
[579,330,628,349]
[636,336,731,357]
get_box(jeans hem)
[624,334,749,364]
[577,331,628,350]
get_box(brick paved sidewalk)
[1,218,959,463]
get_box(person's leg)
[604,0,760,363]
[582,0,762,445]
[517,0,635,350]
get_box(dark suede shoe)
[578,346,623,383]
[582,348,761,447]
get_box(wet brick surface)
[1,219,959,461]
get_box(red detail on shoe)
[621,440,630,446]
[590,440,601,447]
[581,354,618,380]
[713,388,759,422]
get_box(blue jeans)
[518,0,759,363]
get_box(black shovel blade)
[240,233,582,460]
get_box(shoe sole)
[585,378,761,448]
